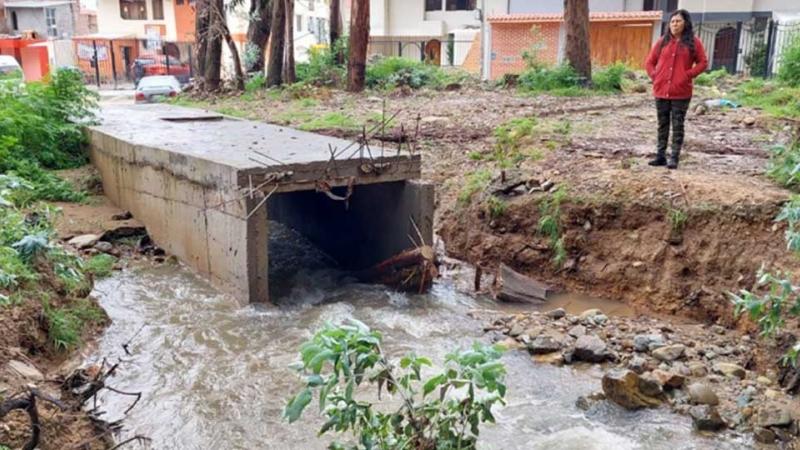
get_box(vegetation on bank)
[284,320,507,450]
[0,70,107,353]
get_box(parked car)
[135,75,182,103]
[0,55,24,91]
[131,55,191,86]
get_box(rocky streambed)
[481,308,799,445]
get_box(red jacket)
[645,36,708,100]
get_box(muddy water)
[88,228,745,449]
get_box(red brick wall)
[490,22,560,80]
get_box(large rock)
[627,356,648,374]
[573,335,611,363]
[713,362,746,379]
[567,324,586,338]
[527,335,563,355]
[579,308,603,321]
[7,360,44,382]
[687,362,708,377]
[546,308,566,319]
[689,405,727,431]
[601,369,662,410]
[68,234,100,249]
[756,404,793,428]
[688,382,719,406]
[633,334,665,352]
[652,344,686,362]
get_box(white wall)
[753,0,800,13]
[96,0,176,39]
[678,0,754,13]
[509,0,637,14]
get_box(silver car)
[135,75,182,103]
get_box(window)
[445,0,475,10]
[308,0,314,11]
[120,0,147,20]
[296,14,302,30]
[46,8,57,37]
[11,11,18,31]
[425,0,441,12]
[308,16,314,33]
[152,0,164,19]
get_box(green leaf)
[307,374,325,387]
[423,374,447,397]
[283,388,313,423]
[310,349,335,374]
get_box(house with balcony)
[4,0,84,38]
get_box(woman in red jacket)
[645,9,708,169]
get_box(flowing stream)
[86,225,746,449]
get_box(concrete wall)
[679,0,754,13]
[509,0,642,14]
[96,0,177,40]
[7,3,75,38]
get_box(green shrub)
[695,68,728,87]
[592,62,629,92]
[283,320,507,450]
[538,187,568,267]
[365,56,467,90]
[518,64,580,92]
[491,117,542,168]
[767,140,800,188]
[42,297,103,351]
[778,35,800,87]
[245,73,266,92]
[736,78,800,119]
[745,39,769,78]
[296,39,348,86]
[458,170,493,206]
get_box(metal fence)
[694,18,800,77]
[52,38,195,89]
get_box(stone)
[508,323,524,337]
[756,404,793,428]
[633,334,665,353]
[710,324,725,335]
[94,241,114,253]
[579,309,603,321]
[652,344,686,362]
[765,388,780,400]
[713,362,746,379]
[524,326,543,338]
[601,369,662,410]
[592,314,609,326]
[628,356,648,374]
[68,234,100,249]
[7,360,44,382]
[652,369,685,389]
[753,428,776,444]
[112,211,133,220]
[756,376,772,386]
[527,335,564,355]
[546,308,566,319]
[689,405,727,431]
[638,373,664,397]
[573,335,611,363]
[532,353,564,365]
[688,362,708,377]
[743,116,756,126]
[688,383,719,406]
[575,392,605,411]
[498,337,524,350]
[567,325,586,338]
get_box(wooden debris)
[493,263,552,303]
[356,245,438,293]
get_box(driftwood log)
[493,263,552,303]
[356,245,438,293]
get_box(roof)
[488,11,663,24]
[5,0,73,7]
[72,32,136,40]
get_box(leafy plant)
[730,268,800,367]
[486,195,507,219]
[11,233,49,262]
[745,39,769,78]
[592,62,630,92]
[518,64,581,93]
[538,187,568,267]
[296,38,349,87]
[41,297,104,351]
[778,35,800,87]
[283,320,507,450]
[366,56,468,90]
[245,73,266,92]
[777,195,800,252]
[668,208,688,232]
[84,254,117,278]
[491,117,544,168]
[767,140,800,188]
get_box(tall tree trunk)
[347,0,369,92]
[329,0,343,64]
[194,0,210,89]
[203,0,224,91]
[222,22,246,90]
[246,0,272,73]
[266,0,285,87]
[564,0,591,84]
[282,0,296,84]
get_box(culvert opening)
[266,180,431,299]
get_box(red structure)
[0,37,49,81]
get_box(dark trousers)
[656,98,691,159]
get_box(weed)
[778,35,800,87]
[695,68,728,86]
[245,73,266,92]
[592,62,630,92]
[42,297,104,351]
[735,79,800,119]
[458,170,493,206]
[366,56,470,90]
[486,195,507,219]
[518,64,581,92]
[217,106,252,119]
[767,140,800,188]
[668,208,688,232]
[85,254,116,278]
[491,117,545,168]
[297,112,359,131]
[538,187,568,267]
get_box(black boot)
[649,154,667,166]
[651,100,670,167]
[667,148,680,170]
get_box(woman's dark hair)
[661,9,696,59]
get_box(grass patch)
[366,56,470,90]
[296,112,360,131]
[84,254,116,278]
[42,297,104,351]
[216,106,253,119]
[695,68,728,87]
[486,195,507,219]
[667,208,688,232]
[735,78,800,119]
[458,169,493,206]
